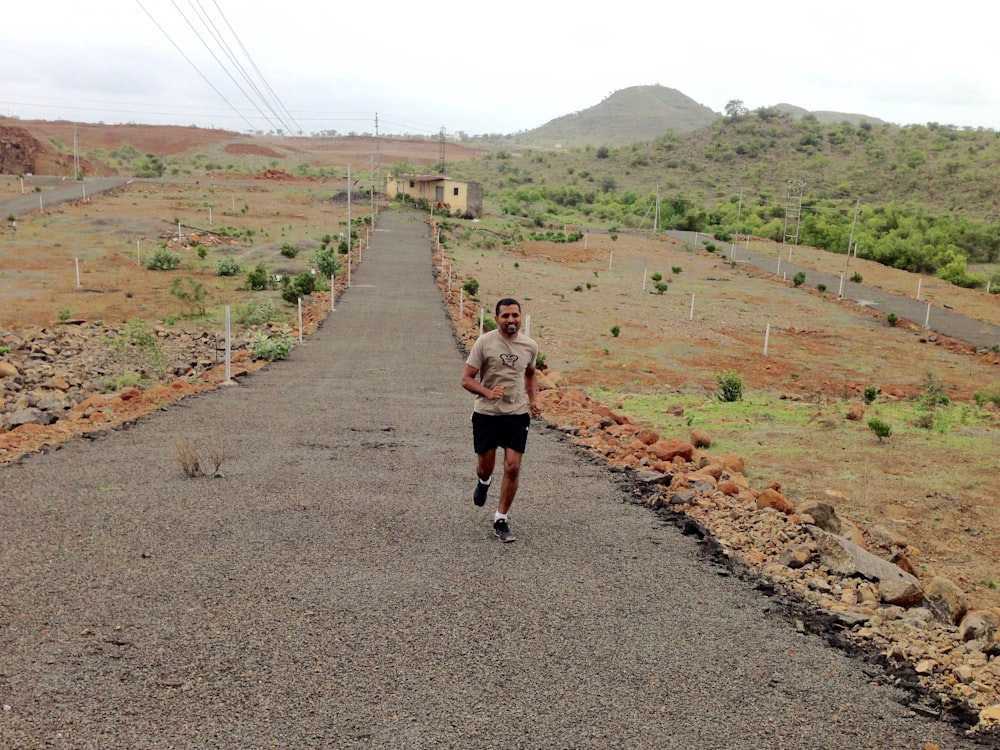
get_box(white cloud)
[1,1,998,134]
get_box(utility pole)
[438,127,446,174]
[73,124,80,181]
[654,182,660,232]
[839,199,861,299]
[731,187,743,258]
[783,180,806,245]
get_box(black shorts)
[472,411,530,455]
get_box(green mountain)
[509,85,719,147]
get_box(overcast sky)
[2,1,998,136]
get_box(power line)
[209,0,303,134]
[133,0,257,131]
[165,0,283,132]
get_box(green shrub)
[651,271,663,282]
[817,283,827,292]
[246,263,271,291]
[109,319,167,377]
[280,243,299,258]
[102,372,143,392]
[887,312,899,326]
[57,307,71,321]
[170,277,207,316]
[868,417,892,442]
[195,244,207,260]
[314,245,341,278]
[671,266,682,274]
[973,387,1000,408]
[536,352,547,369]
[610,325,621,338]
[235,298,276,327]
[281,271,316,304]
[216,256,242,276]
[863,385,878,404]
[249,327,293,361]
[850,272,863,283]
[715,370,744,402]
[145,244,181,270]
[462,278,480,296]
[792,271,806,287]
[653,281,668,294]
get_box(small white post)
[75,257,81,288]
[20,176,24,194]
[224,306,233,384]
[988,280,993,294]
[525,314,531,339]
[479,308,484,336]
[208,206,213,225]
[838,273,845,298]
[366,228,370,250]
[788,247,793,262]
[298,299,304,343]
[82,183,86,201]
[136,239,141,266]
[39,194,43,212]
[764,324,771,357]
[642,268,647,292]
[460,289,464,320]
[177,221,182,243]
[916,278,922,300]
[448,268,452,296]
[584,233,588,250]
[330,274,336,312]
[232,195,236,211]
[689,294,695,321]
[776,258,781,276]
[924,302,931,328]
[608,251,613,271]
[347,251,351,287]
[694,231,699,245]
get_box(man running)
[461,298,541,542]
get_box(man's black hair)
[495,298,521,316]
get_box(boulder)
[649,439,693,463]
[923,576,969,625]
[756,487,794,514]
[797,501,842,534]
[807,526,923,605]
[689,427,711,448]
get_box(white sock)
[478,475,492,485]
[494,512,507,522]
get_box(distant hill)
[509,85,719,147]
[771,103,885,126]
[500,86,886,147]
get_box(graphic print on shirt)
[500,353,518,368]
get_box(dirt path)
[0,210,980,748]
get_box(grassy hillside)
[445,111,1000,288]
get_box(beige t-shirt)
[466,329,538,415]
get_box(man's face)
[495,303,521,337]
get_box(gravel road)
[0,211,984,749]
